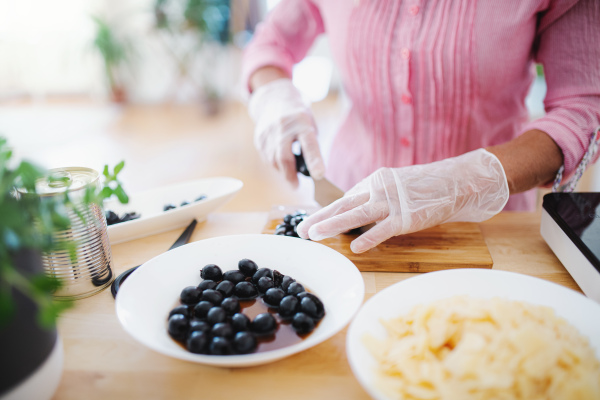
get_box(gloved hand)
[248,78,325,188]
[296,149,509,253]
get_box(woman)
[243,0,600,253]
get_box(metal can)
[28,167,114,299]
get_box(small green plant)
[91,16,135,102]
[0,137,128,328]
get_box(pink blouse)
[242,0,600,211]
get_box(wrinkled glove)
[296,149,509,253]
[248,78,325,188]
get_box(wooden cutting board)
[262,207,493,272]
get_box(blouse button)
[401,48,411,59]
[409,5,419,15]
[401,137,411,147]
[401,94,412,104]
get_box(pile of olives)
[274,210,307,238]
[167,259,325,356]
[164,194,207,212]
[105,210,141,226]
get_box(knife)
[110,218,197,298]
[294,144,345,207]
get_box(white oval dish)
[116,234,365,367]
[346,269,600,400]
[105,177,243,244]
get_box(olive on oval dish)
[297,292,325,321]
[278,295,299,319]
[280,275,295,292]
[168,305,191,319]
[198,279,217,291]
[211,322,234,339]
[189,320,211,334]
[286,282,305,296]
[220,297,240,316]
[208,336,232,355]
[256,276,274,293]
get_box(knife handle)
[293,140,311,177]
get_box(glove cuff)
[248,78,309,123]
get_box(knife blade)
[294,148,345,207]
[110,218,198,298]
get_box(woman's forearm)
[249,66,289,92]
[486,129,564,194]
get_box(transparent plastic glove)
[296,149,509,253]
[248,78,325,188]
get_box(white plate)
[346,269,600,400]
[115,234,365,367]
[105,177,243,244]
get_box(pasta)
[363,296,600,400]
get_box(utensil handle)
[110,218,198,299]
[293,141,310,177]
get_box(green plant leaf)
[113,185,129,204]
[114,160,125,175]
[30,274,62,295]
[102,164,110,178]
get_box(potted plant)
[91,16,135,103]
[153,0,231,114]
[0,137,128,399]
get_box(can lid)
[33,167,99,196]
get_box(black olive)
[215,280,235,298]
[231,313,250,332]
[105,210,120,225]
[294,210,307,217]
[163,204,176,211]
[252,268,273,284]
[278,295,299,319]
[180,286,202,305]
[167,314,189,341]
[121,212,141,222]
[187,331,209,354]
[284,231,296,237]
[201,289,224,305]
[206,307,227,325]
[223,270,246,285]
[275,227,287,235]
[211,322,234,339]
[283,214,293,224]
[197,279,217,291]
[233,331,257,354]
[195,195,207,202]
[297,292,325,321]
[189,320,211,334]
[208,336,232,355]
[201,264,223,282]
[256,276,274,293]
[272,270,284,287]
[193,301,213,319]
[264,288,285,307]
[220,297,240,316]
[287,282,305,296]
[291,216,304,226]
[234,281,258,299]
[292,312,315,335]
[238,258,258,277]
[180,201,189,207]
[251,313,277,336]
[281,276,296,292]
[168,305,191,319]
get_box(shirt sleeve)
[523,0,600,178]
[241,0,325,93]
